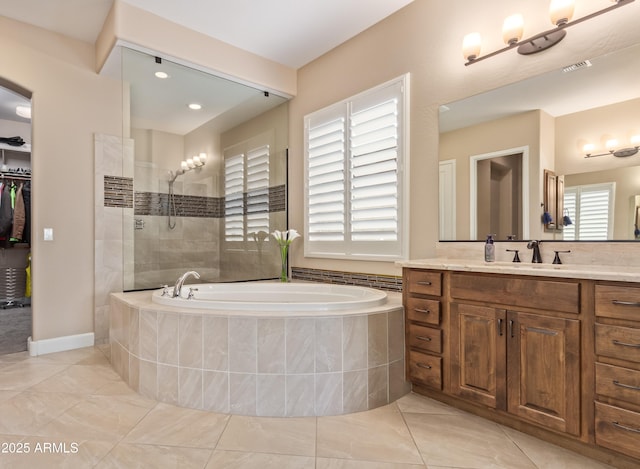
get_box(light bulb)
[502,14,524,45]
[631,135,640,145]
[463,33,482,61]
[199,152,207,164]
[606,139,618,151]
[193,155,201,165]
[181,161,189,170]
[187,158,195,168]
[549,0,575,26]
[583,143,595,154]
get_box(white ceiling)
[0,0,415,68]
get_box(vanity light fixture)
[584,136,640,158]
[169,153,207,182]
[463,0,635,66]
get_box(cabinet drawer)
[408,350,442,390]
[596,324,640,363]
[408,324,442,354]
[407,270,442,296]
[596,284,640,320]
[596,363,640,406]
[595,402,640,460]
[450,273,580,314]
[406,297,440,325]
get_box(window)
[304,75,409,260]
[224,136,272,245]
[563,182,615,240]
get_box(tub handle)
[187,287,199,300]
[160,285,170,296]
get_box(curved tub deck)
[109,283,410,417]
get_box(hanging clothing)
[22,181,31,244]
[10,183,25,242]
[0,184,12,238]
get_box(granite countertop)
[398,258,640,283]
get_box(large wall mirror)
[120,47,290,290]
[439,42,640,242]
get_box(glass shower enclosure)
[120,47,289,290]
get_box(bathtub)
[109,281,410,417]
[152,282,388,312]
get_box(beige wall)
[0,17,122,341]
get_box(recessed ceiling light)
[188,103,202,110]
[155,71,169,79]
[16,105,31,119]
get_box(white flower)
[271,229,300,247]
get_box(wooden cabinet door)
[507,311,581,436]
[451,303,507,410]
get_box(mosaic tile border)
[104,176,133,208]
[291,267,402,292]
[126,184,286,218]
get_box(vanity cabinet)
[403,266,640,466]
[404,269,444,391]
[594,283,640,460]
[449,272,581,436]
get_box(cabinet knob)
[612,421,640,434]
[416,362,432,370]
[416,336,432,342]
[613,380,640,392]
[414,308,431,314]
[612,300,640,307]
[612,339,640,349]
[417,281,432,286]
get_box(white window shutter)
[225,153,244,242]
[246,145,270,237]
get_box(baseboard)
[27,332,95,356]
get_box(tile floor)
[0,346,619,468]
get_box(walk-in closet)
[0,83,32,355]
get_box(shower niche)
[120,47,290,290]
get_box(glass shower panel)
[121,47,289,290]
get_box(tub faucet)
[526,240,543,263]
[172,271,201,298]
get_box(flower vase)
[279,245,289,282]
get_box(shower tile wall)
[94,133,134,345]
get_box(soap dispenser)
[484,234,495,262]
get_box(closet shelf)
[0,143,31,153]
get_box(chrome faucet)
[526,240,543,263]
[172,271,200,298]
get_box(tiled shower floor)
[0,346,617,468]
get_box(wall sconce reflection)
[584,136,640,158]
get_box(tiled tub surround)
[109,288,410,417]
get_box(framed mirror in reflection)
[439,42,640,242]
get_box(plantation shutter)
[350,96,399,242]
[564,183,614,241]
[306,112,346,242]
[246,145,270,237]
[563,190,577,240]
[304,74,407,260]
[224,153,244,242]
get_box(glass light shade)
[502,14,524,45]
[583,143,595,153]
[154,71,168,79]
[199,152,207,163]
[187,158,195,168]
[631,135,640,145]
[15,105,31,119]
[463,33,482,61]
[549,0,575,26]
[181,161,189,170]
[193,155,201,165]
[606,139,618,150]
